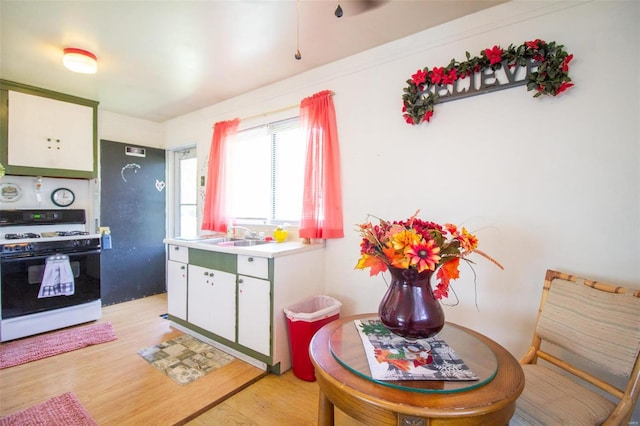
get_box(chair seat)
[510,364,616,426]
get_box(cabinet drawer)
[237,255,269,279]
[168,245,189,263]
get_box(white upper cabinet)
[8,91,94,172]
[0,80,98,179]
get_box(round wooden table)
[309,314,524,426]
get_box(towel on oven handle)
[38,254,75,298]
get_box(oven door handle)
[0,249,102,263]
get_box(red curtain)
[201,118,240,232]
[299,90,344,239]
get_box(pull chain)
[295,0,302,60]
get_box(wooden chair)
[511,269,640,425]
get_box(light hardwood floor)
[189,370,363,426]
[1,293,363,425]
[0,294,265,425]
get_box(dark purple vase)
[378,267,445,339]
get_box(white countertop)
[163,237,325,258]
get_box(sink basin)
[196,237,231,244]
[174,235,222,241]
[194,237,273,247]
[219,239,273,247]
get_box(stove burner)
[3,231,91,240]
[4,233,41,240]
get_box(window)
[172,146,197,237]
[226,117,305,224]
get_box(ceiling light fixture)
[63,48,97,74]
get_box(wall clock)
[51,187,75,207]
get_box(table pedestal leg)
[318,391,334,426]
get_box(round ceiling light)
[63,48,97,74]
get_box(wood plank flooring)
[187,370,364,426]
[1,293,365,425]
[0,294,265,425]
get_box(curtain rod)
[213,91,335,127]
[240,103,299,123]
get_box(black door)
[99,140,166,305]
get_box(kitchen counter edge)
[163,238,325,258]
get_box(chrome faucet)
[229,226,258,239]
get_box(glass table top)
[329,317,498,394]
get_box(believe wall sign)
[402,39,574,125]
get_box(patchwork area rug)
[138,334,235,385]
[0,322,117,369]
[0,392,97,426]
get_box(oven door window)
[1,251,101,320]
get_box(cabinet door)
[167,260,187,320]
[238,275,271,355]
[188,265,236,342]
[7,90,94,173]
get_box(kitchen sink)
[194,237,230,244]
[219,239,273,247]
[194,237,273,247]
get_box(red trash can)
[284,295,342,381]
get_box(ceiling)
[0,0,504,123]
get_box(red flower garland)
[402,39,574,125]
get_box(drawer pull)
[247,257,254,262]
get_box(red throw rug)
[0,392,97,425]
[0,322,117,369]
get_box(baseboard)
[170,321,268,371]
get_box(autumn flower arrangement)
[355,211,502,300]
[402,39,574,125]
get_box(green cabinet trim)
[168,315,272,366]
[268,258,274,281]
[0,79,99,179]
[0,79,99,107]
[188,249,237,273]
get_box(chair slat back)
[536,276,640,378]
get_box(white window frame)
[171,145,197,237]
[227,117,304,226]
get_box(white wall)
[99,110,164,148]
[165,0,640,362]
